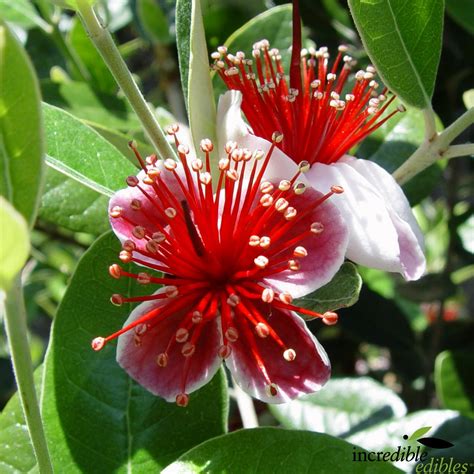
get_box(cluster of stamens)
[92,129,341,406]
[212,41,405,165]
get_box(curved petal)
[225,304,331,403]
[216,90,251,149]
[306,160,425,279]
[116,297,222,402]
[341,156,424,246]
[263,187,349,298]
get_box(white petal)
[307,160,425,279]
[216,90,250,150]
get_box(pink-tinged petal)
[109,162,190,254]
[225,305,330,403]
[263,187,349,298]
[116,297,222,401]
[307,161,423,279]
[340,156,424,247]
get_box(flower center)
[211,1,405,165]
[92,129,340,406]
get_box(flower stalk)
[2,276,53,474]
[393,107,474,185]
[75,0,177,161]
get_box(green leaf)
[67,17,116,91]
[296,262,362,316]
[435,350,474,418]
[211,5,293,101]
[446,0,474,35]
[357,106,444,205]
[407,426,432,441]
[42,232,229,472]
[0,197,30,291]
[42,103,137,196]
[136,0,172,44]
[348,0,444,109]
[176,0,216,154]
[0,21,44,227]
[42,80,141,132]
[270,377,407,437]
[0,369,42,473]
[0,0,51,31]
[49,0,97,11]
[347,410,473,471]
[39,167,109,235]
[163,428,401,473]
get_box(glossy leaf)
[270,377,407,437]
[211,5,293,100]
[446,0,474,36]
[0,21,44,227]
[176,0,216,153]
[296,262,362,316]
[42,103,136,196]
[42,232,228,472]
[39,168,109,235]
[435,350,474,418]
[137,0,172,44]
[163,428,401,473]
[0,369,41,473]
[0,0,50,31]
[0,198,30,291]
[357,106,444,205]
[348,0,444,108]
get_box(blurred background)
[0,0,472,431]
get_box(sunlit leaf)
[163,428,401,473]
[271,377,407,437]
[0,20,44,227]
[348,0,444,108]
[42,232,229,472]
[0,198,29,291]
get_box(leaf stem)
[393,107,474,185]
[75,0,176,160]
[2,276,53,474]
[423,107,437,141]
[232,378,259,428]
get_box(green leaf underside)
[163,428,401,473]
[0,197,30,291]
[296,262,362,315]
[42,232,228,473]
[178,0,217,155]
[0,369,42,473]
[270,377,407,438]
[42,103,137,195]
[348,0,444,109]
[176,0,192,109]
[357,105,444,205]
[211,5,293,101]
[435,350,474,418]
[0,21,44,227]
